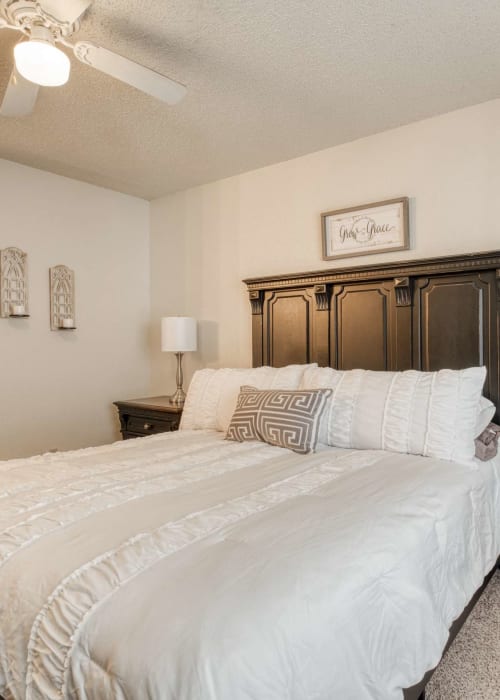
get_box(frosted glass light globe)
[14,34,70,87]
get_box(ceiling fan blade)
[73,41,187,105]
[38,0,92,25]
[0,68,39,117]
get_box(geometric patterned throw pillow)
[226,386,332,454]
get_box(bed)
[1,249,499,700]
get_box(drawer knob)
[143,422,153,430]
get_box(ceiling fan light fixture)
[14,27,70,87]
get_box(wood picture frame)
[321,197,409,261]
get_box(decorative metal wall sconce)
[0,247,29,318]
[50,265,76,330]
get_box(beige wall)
[4,98,500,458]
[150,98,500,392]
[0,159,150,459]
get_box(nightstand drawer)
[114,397,183,440]
[127,415,177,435]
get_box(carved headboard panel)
[244,251,500,416]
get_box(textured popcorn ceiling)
[1,0,500,200]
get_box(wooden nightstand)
[114,396,183,440]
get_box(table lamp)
[161,316,197,406]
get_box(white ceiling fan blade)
[38,0,92,25]
[73,41,187,105]
[0,68,39,117]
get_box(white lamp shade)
[161,317,197,352]
[14,38,70,87]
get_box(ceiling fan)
[0,0,187,117]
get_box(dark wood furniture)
[244,249,500,700]
[245,249,500,419]
[114,396,182,439]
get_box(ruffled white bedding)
[0,430,499,700]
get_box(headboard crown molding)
[244,250,500,291]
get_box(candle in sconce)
[10,304,25,316]
[61,317,74,328]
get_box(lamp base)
[169,352,186,407]
[169,387,186,407]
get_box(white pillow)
[475,396,496,437]
[300,365,486,463]
[180,364,317,431]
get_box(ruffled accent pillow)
[180,364,317,431]
[299,366,486,463]
[226,386,332,454]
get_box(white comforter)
[0,430,499,700]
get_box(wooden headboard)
[244,250,500,417]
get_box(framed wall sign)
[321,197,409,260]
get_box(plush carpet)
[426,570,500,700]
